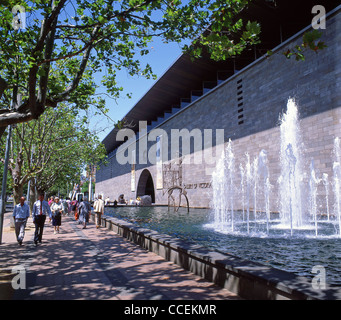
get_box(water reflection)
[105,206,341,286]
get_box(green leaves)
[302,29,327,52]
[0,0,327,136]
[0,0,257,116]
[243,21,261,41]
[98,15,107,24]
[9,103,107,195]
[283,30,327,61]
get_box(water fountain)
[309,159,320,237]
[211,139,235,232]
[253,157,258,221]
[334,162,341,236]
[245,153,252,233]
[226,140,235,231]
[104,98,341,286]
[210,98,341,238]
[239,163,245,220]
[258,149,270,234]
[334,137,341,236]
[322,173,330,221]
[279,98,304,232]
[211,151,226,230]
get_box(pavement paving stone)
[0,211,239,300]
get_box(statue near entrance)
[162,156,189,213]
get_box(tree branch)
[37,1,59,117]
[28,0,67,117]
[0,76,8,100]
[54,26,100,102]
[0,109,33,127]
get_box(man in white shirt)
[93,195,104,229]
[32,193,51,245]
[13,196,30,245]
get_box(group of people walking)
[12,193,104,246]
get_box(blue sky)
[21,1,187,143]
[91,38,186,142]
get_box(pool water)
[105,206,341,287]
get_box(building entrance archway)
[136,169,155,203]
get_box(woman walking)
[78,196,91,229]
[50,197,64,234]
[48,196,54,206]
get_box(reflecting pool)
[105,205,341,287]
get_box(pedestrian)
[93,195,104,229]
[12,196,30,245]
[48,196,54,206]
[61,198,68,216]
[32,193,51,246]
[66,197,71,216]
[78,196,91,229]
[50,196,64,234]
[71,199,78,220]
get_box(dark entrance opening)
[136,169,155,203]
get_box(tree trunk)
[13,184,23,206]
[12,146,23,206]
[29,179,36,214]
[0,77,7,98]
[0,127,5,140]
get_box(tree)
[0,0,262,139]
[3,104,106,205]
[0,129,13,198]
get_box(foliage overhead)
[0,0,261,135]
[1,104,106,202]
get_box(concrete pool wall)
[92,213,341,300]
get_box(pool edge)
[93,214,341,300]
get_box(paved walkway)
[0,211,239,300]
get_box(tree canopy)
[2,103,106,204]
[0,0,262,138]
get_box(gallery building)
[96,1,341,213]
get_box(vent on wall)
[237,79,244,125]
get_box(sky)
[20,1,188,143]
[90,37,187,143]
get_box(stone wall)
[96,8,341,212]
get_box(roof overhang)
[102,0,339,154]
